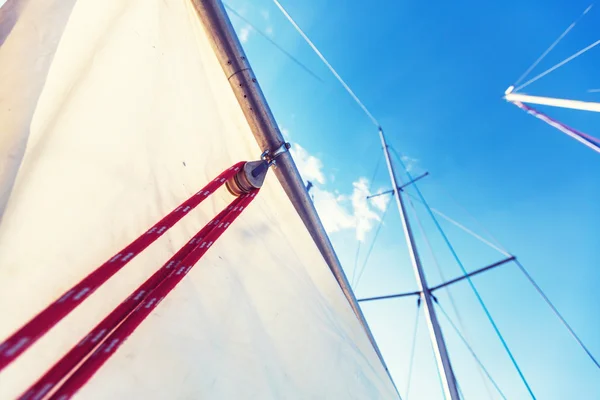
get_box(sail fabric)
[512,101,600,153]
[0,0,398,399]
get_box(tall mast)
[504,88,600,154]
[378,129,460,400]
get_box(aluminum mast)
[378,128,460,400]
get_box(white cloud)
[312,177,386,242]
[266,26,274,36]
[261,10,270,20]
[370,188,391,212]
[239,25,251,43]
[350,178,383,241]
[289,140,387,241]
[312,181,381,242]
[401,155,418,172]
[290,143,325,184]
[312,187,355,234]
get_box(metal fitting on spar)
[226,142,291,196]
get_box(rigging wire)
[456,379,466,400]
[272,0,381,128]
[395,157,490,399]
[395,156,490,399]
[405,302,421,400]
[402,184,495,399]
[425,322,449,400]
[513,259,600,370]
[223,3,324,82]
[428,184,509,254]
[429,181,600,371]
[369,153,384,192]
[354,200,392,290]
[389,146,538,399]
[407,196,473,400]
[514,38,600,93]
[352,154,384,286]
[272,0,600,383]
[513,4,594,88]
[436,302,509,400]
[404,192,510,258]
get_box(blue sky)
[226,0,600,398]
[0,0,597,397]
[0,0,596,397]
[227,0,600,398]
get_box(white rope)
[272,0,381,128]
[513,4,594,88]
[514,38,600,92]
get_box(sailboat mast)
[378,129,460,400]
[505,91,600,113]
[191,2,399,390]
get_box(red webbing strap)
[0,162,245,373]
[46,191,257,400]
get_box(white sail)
[0,0,398,398]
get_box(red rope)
[0,162,245,374]
[22,190,258,400]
